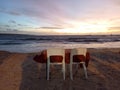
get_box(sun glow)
[56,21,110,34]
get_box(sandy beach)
[0,48,120,90]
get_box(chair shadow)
[19,54,48,90]
[19,51,114,90]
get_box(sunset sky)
[0,0,120,35]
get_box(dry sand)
[0,48,120,90]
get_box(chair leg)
[70,63,73,80]
[76,64,79,71]
[47,60,50,80]
[82,62,88,79]
[63,63,65,80]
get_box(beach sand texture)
[0,48,120,90]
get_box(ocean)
[0,34,120,53]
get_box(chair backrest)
[70,48,87,62]
[71,48,87,56]
[47,48,65,62]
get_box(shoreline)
[0,47,120,54]
[0,48,120,90]
[0,47,120,53]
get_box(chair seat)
[50,55,63,62]
[73,55,85,62]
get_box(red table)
[33,49,90,67]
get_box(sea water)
[0,34,120,53]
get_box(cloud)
[17,24,22,26]
[1,0,119,22]
[39,26,63,29]
[6,28,19,32]
[5,25,10,27]
[109,0,120,5]
[108,26,120,34]
[8,11,21,16]
[108,26,120,31]
[6,29,12,31]
[0,8,21,16]
[12,29,19,31]
[8,20,16,24]
[17,24,27,27]
[0,0,74,26]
